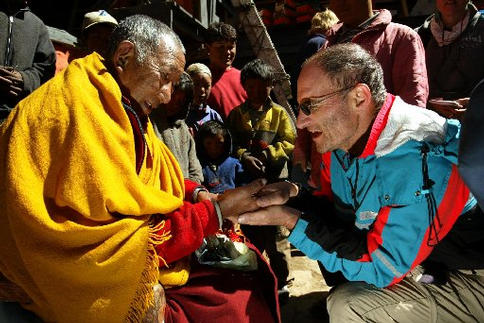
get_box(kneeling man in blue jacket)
[239,43,484,322]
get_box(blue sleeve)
[289,201,437,288]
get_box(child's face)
[203,133,225,160]
[243,78,272,109]
[207,40,236,70]
[164,89,187,117]
[191,72,212,107]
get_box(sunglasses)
[298,86,354,116]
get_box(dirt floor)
[280,246,331,323]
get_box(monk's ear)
[113,41,135,74]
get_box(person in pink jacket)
[292,0,429,203]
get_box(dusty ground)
[280,247,330,323]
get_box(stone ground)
[279,246,331,323]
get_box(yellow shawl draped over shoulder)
[0,53,185,322]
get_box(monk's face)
[116,37,186,116]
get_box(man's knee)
[326,282,370,322]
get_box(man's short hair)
[240,58,275,86]
[107,14,185,65]
[205,22,237,44]
[305,43,387,107]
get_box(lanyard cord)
[421,145,441,246]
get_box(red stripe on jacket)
[357,207,392,262]
[360,94,395,158]
[389,165,470,285]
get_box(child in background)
[194,121,261,276]
[205,22,247,118]
[227,58,295,182]
[196,120,245,194]
[151,72,204,184]
[226,58,295,301]
[185,63,223,135]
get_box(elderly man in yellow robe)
[0,15,278,323]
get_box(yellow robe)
[0,53,185,322]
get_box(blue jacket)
[201,157,245,194]
[289,95,477,288]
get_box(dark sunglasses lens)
[300,102,311,116]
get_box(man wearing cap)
[80,9,118,57]
[0,0,56,122]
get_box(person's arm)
[153,200,220,265]
[293,172,469,287]
[154,178,266,265]
[264,108,296,164]
[391,28,428,107]
[226,107,248,159]
[18,22,56,94]
[226,107,266,176]
[243,170,470,288]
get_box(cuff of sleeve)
[184,179,199,201]
[212,200,223,229]
[192,186,208,203]
[194,199,219,236]
[288,217,309,246]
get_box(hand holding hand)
[256,181,299,208]
[238,205,300,230]
[217,178,267,223]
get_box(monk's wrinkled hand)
[217,178,267,223]
[238,205,300,230]
[197,190,218,202]
[255,181,299,208]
